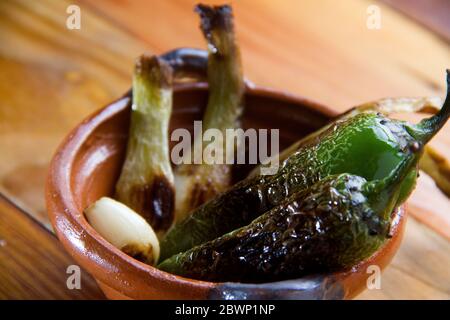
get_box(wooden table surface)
[0,0,449,299]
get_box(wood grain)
[0,194,104,299]
[357,217,450,299]
[0,0,448,299]
[81,0,450,108]
[80,0,450,240]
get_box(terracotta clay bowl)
[46,50,406,300]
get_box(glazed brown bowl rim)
[46,82,405,299]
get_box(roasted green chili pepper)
[346,96,450,197]
[160,71,450,260]
[250,96,444,177]
[251,96,450,196]
[158,152,419,282]
[115,55,175,234]
[174,4,245,223]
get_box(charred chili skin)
[158,153,419,282]
[159,71,450,261]
[160,113,415,260]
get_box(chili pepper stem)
[416,70,450,143]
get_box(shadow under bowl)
[46,82,406,300]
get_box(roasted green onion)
[173,4,245,223]
[115,55,175,234]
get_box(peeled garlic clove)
[85,197,160,265]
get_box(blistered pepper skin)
[158,156,418,283]
[160,113,421,260]
[160,71,450,262]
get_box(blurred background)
[0,0,449,299]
